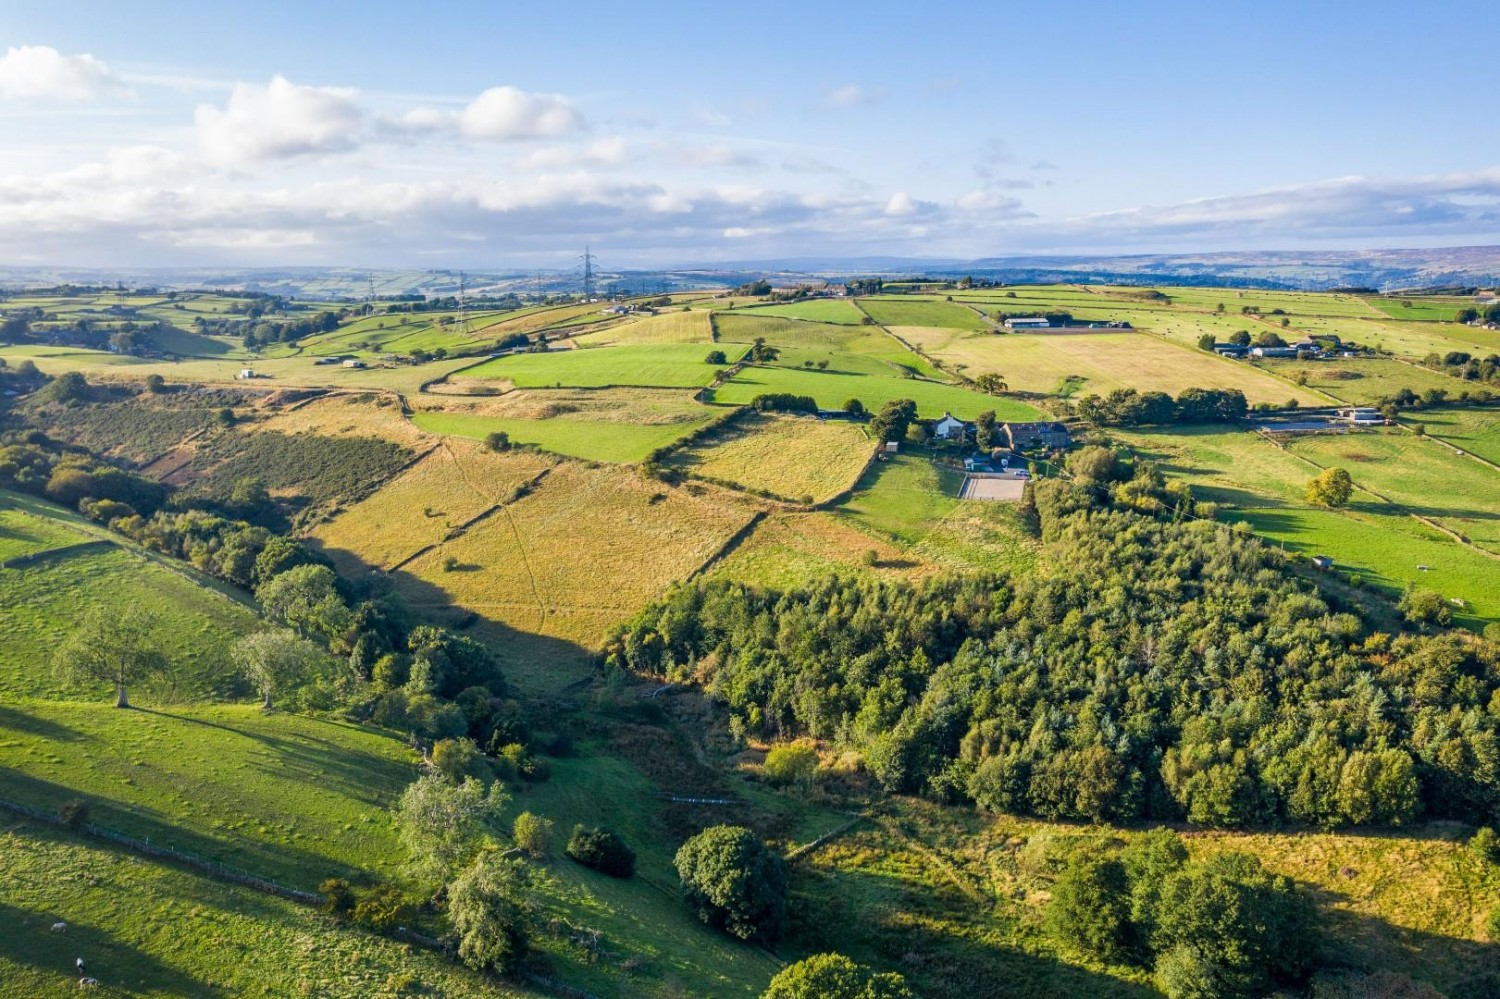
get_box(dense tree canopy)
[675,825,789,942]
[610,479,1500,829]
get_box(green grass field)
[1256,357,1468,405]
[0,493,260,701]
[711,364,1039,420]
[1113,427,1500,626]
[1401,406,1500,465]
[858,297,988,330]
[461,343,743,389]
[715,315,950,381]
[571,309,714,346]
[413,409,717,463]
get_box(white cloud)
[519,136,629,170]
[0,45,131,100]
[195,76,363,165]
[885,191,917,215]
[459,86,580,140]
[824,84,885,109]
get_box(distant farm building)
[342,358,366,369]
[1003,317,1052,330]
[1337,406,1384,425]
[933,412,969,440]
[999,421,1072,451]
[1251,346,1299,358]
[1213,344,1250,358]
[237,368,255,380]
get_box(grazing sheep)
[79,979,99,989]
[50,921,67,933]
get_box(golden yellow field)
[890,326,1326,404]
[666,413,875,503]
[394,462,758,648]
[705,510,942,588]
[248,391,429,446]
[571,309,715,346]
[309,443,556,572]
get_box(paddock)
[959,474,1026,501]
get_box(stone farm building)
[1000,421,1072,451]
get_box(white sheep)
[50,921,68,933]
[79,979,99,990]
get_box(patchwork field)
[664,412,874,503]
[711,364,1039,420]
[459,342,742,389]
[893,327,1325,404]
[411,388,719,463]
[715,315,949,380]
[310,443,555,573]
[705,510,936,587]
[394,462,757,656]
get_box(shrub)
[763,743,819,791]
[485,431,511,452]
[353,884,413,932]
[431,737,481,781]
[566,826,636,878]
[675,824,788,942]
[705,350,728,364]
[1471,826,1500,866]
[319,877,356,917]
[761,952,914,998]
[512,811,554,859]
[58,799,89,831]
[1046,853,1131,962]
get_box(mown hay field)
[310,443,555,572]
[571,309,715,346]
[459,342,742,389]
[892,327,1326,404]
[733,299,867,324]
[711,364,1038,420]
[395,462,757,649]
[665,412,874,503]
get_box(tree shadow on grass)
[0,769,374,890]
[0,899,207,997]
[0,704,88,742]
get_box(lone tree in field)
[974,372,1008,395]
[53,608,167,708]
[393,773,508,893]
[1305,467,1353,508]
[448,853,530,975]
[230,628,324,710]
[675,824,788,942]
[762,953,914,999]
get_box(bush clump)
[566,825,636,878]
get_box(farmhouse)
[237,368,254,380]
[933,412,969,440]
[1003,317,1051,330]
[999,421,1071,451]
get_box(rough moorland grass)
[835,453,1039,574]
[664,412,874,503]
[189,429,411,510]
[412,409,716,464]
[1257,357,1468,405]
[461,343,743,389]
[711,364,1038,420]
[26,396,234,464]
[858,297,988,330]
[706,511,943,588]
[734,299,867,325]
[894,327,1325,404]
[0,821,541,999]
[1401,406,1500,465]
[1288,429,1500,555]
[310,443,555,572]
[0,703,416,887]
[0,499,260,700]
[395,462,757,652]
[248,391,429,447]
[1114,426,1500,626]
[571,309,714,346]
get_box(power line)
[579,246,596,301]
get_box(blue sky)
[1,0,1498,267]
